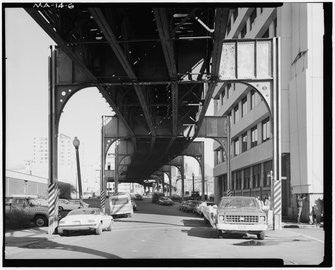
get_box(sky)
[5,7,214,184]
[5,8,112,171]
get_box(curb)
[282,223,323,229]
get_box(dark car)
[158,197,174,206]
[134,194,143,200]
[152,192,165,203]
[131,200,137,211]
[184,200,200,212]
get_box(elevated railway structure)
[25,4,281,233]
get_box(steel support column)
[181,156,185,200]
[48,47,59,235]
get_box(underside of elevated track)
[26,4,231,184]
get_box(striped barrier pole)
[100,188,106,211]
[273,179,282,230]
[226,188,232,197]
[48,182,59,235]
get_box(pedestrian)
[296,194,306,223]
[256,196,264,209]
[263,195,271,223]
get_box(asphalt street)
[4,198,324,265]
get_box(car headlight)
[260,216,266,222]
[219,215,224,220]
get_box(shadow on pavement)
[133,199,196,217]
[182,219,209,227]
[114,219,184,227]
[180,220,261,240]
[5,236,121,259]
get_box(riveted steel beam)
[194,8,229,139]
[89,8,156,137]
[154,9,179,136]
[25,8,135,138]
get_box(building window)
[234,104,239,123]
[262,29,269,38]
[243,168,250,189]
[251,125,258,148]
[227,83,231,98]
[263,160,272,187]
[250,89,256,110]
[252,164,261,188]
[250,9,257,30]
[226,19,231,36]
[262,118,271,142]
[223,174,227,191]
[221,89,225,105]
[241,24,247,38]
[228,111,232,127]
[234,138,240,156]
[236,170,242,190]
[242,132,247,152]
[241,97,247,117]
[232,8,238,22]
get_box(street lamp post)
[192,173,195,195]
[73,137,83,205]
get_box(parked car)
[196,201,216,216]
[215,196,268,240]
[68,199,89,208]
[131,200,137,211]
[179,200,189,211]
[107,193,134,217]
[57,208,113,236]
[183,200,199,212]
[152,192,165,203]
[158,197,173,206]
[171,194,182,202]
[202,203,218,227]
[134,194,143,200]
[5,195,49,227]
[58,199,87,211]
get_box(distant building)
[32,134,76,184]
[5,170,48,198]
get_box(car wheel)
[217,230,224,239]
[107,221,113,231]
[203,217,208,224]
[63,230,70,236]
[257,231,265,240]
[34,215,48,227]
[58,206,64,211]
[95,223,103,235]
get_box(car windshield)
[68,209,101,215]
[219,197,258,209]
[110,197,129,204]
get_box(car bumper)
[216,223,267,232]
[58,224,99,231]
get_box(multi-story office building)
[213,4,323,222]
[32,134,76,183]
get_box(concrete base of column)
[273,214,282,230]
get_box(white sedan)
[202,204,218,228]
[58,208,113,236]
